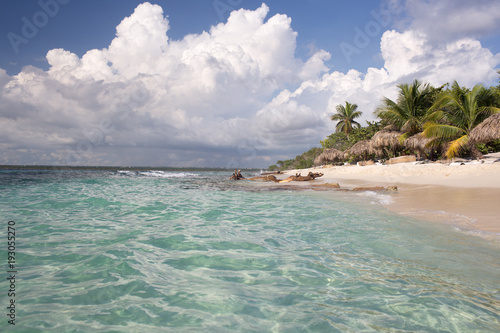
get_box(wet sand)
[385,185,500,234]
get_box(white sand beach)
[278,153,500,234]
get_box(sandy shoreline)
[273,153,500,235]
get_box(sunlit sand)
[279,152,500,234]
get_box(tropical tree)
[330,101,362,139]
[375,80,436,140]
[423,82,500,159]
[493,70,500,107]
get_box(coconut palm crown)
[423,82,500,159]
[375,79,434,139]
[330,101,362,139]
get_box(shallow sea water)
[0,169,499,332]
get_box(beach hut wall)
[469,113,500,143]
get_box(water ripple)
[0,170,499,331]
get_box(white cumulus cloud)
[0,1,499,167]
[404,0,500,42]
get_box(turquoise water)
[0,169,499,332]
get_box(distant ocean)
[1,169,499,332]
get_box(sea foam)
[121,170,201,178]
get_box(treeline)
[269,147,323,171]
[269,78,500,171]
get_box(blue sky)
[1,0,500,167]
[1,1,388,74]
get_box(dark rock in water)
[229,170,245,180]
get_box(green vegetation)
[423,82,500,159]
[320,121,382,150]
[269,78,500,171]
[330,101,362,139]
[268,147,323,171]
[375,80,445,141]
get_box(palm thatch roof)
[383,124,399,132]
[371,130,403,149]
[404,133,433,151]
[314,148,345,165]
[469,113,500,143]
[346,140,375,157]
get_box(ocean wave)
[117,170,137,175]
[116,170,201,178]
[138,170,200,178]
[357,191,394,205]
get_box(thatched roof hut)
[371,130,403,150]
[469,113,500,143]
[346,140,375,158]
[404,133,432,151]
[314,148,345,165]
[404,133,440,159]
[383,124,399,132]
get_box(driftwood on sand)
[248,170,398,193]
[249,172,324,183]
[281,172,324,182]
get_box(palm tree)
[423,82,500,159]
[331,101,362,139]
[375,79,434,140]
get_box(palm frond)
[423,122,464,140]
[476,106,500,121]
[398,132,410,145]
[425,109,446,122]
[445,135,469,159]
[330,114,343,121]
[350,111,363,119]
[331,101,363,136]
[335,104,346,115]
[335,122,346,133]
